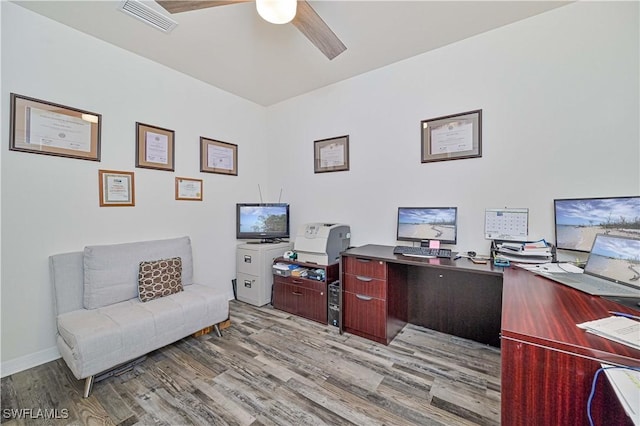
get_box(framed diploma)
[314,135,349,173]
[421,110,482,163]
[136,122,175,171]
[175,177,203,201]
[9,93,101,161]
[98,170,135,207]
[200,137,238,176]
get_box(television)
[236,203,290,242]
[396,207,457,244]
[554,196,640,253]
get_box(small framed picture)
[200,137,238,176]
[9,93,101,161]
[421,110,482,163]
[98,170,135,207]
[314,135,349,173]
[175,177,203,201]
[135,122,175,171]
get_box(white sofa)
[49,236,229,397]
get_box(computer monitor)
[396,207,457,244]
[236,203,290,242]
[554,196,640,253]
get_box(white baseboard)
[1,346,60,378]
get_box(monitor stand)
[246,239,278,244]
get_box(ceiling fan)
[156,0,347,60]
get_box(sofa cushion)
[83,236,193,309]
[138,257,183,302]
[56,284,230,379]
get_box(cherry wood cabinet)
[342,255,407,344]
[272,258,339,324]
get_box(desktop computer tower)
[328,280,340,327]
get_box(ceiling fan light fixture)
[256,0,297,25]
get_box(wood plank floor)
[1,301,501,425]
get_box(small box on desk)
[273,268,291,277]
[273,262,299,277]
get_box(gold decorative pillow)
[138,257,183,302]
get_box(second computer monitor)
[397,207,457,244]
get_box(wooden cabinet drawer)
[274,275,325,292]
[343,274,387,299]
[273,282,327,324]
[343,291,386,339]
[343,256,386,279]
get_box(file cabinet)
[236,242,292,306]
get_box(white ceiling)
[13,1,570,106]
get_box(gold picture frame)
[421,109,482,163]
[200,137,238,175]
[98,169,135,207]
[9,93,101,161]
[136,122,175,171]
[175,177,203,201]
[314,135,350,173]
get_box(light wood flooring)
[1,301,501,425]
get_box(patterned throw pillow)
[138,257,183,302]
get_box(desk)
[340,245,640,425]
[340,244,503,346]
[501,267,639,425]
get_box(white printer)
[294,223,351,265]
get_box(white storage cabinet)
[236,242,293,306]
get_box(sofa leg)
[83,376,94,398]
[214,323,222,337]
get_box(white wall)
[266,1,639,255]
[0,3,269,375]
[1,1,639,376]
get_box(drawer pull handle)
[356,258,371,263]
[292,291,303,296]
[356,275,373,282]
[292,279,303,284]
[356,294,373,301]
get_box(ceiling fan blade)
[291,1,346,60]
[157,1,251,14]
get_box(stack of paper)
[601,364,640,425]
[273,262,299,271]
[495,240,553,264]
[577,316,640,350]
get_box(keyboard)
[392,246,453,259]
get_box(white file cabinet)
[236,242,293,306]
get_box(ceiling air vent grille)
[118,0,178,33]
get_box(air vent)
[118,0,178,33]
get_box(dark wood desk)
[340,245,640,425]
[340,245,503,346]
[501,267,639,425]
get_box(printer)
[294,223,351,265]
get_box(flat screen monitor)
[236,203,290,242]
[554,196,640,253]
[397,207,457,244]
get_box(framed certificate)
[314,135,349,173]
[200,137,238,176]
[98,170,135,207]
[421,110,482,163]
[175,177,203,201]
[9,93,101,161]
[136,122,175,171]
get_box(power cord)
[587,365,640,426]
